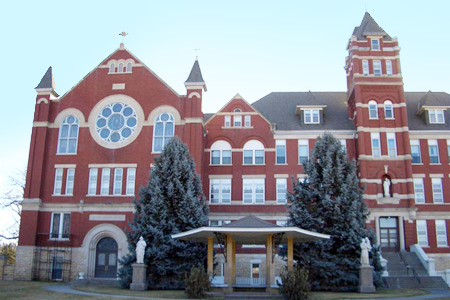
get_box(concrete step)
[383,251,428,276]
[215,292,282,299]
[384,276,448,289]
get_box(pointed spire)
[35,66,55,90]
[185,59,207,91]
[353,12,391,41]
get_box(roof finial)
[365,1,367,12]
[119,32,128,49]
[194,48,200,60]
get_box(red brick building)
[16,13,450,283]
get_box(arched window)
[243,140,265,165]
[368,100,378,119]
[234,108,241,113]
[384,100,394,119]
[153,113,174,152]
[211,140,232,165]
[117,63,124,73]
[126,63,132,73]
[109,63,115,73]
[57,115,79,154]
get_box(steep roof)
[222,215,279,228]
[185,59,205,84]
[418,91,450,109]
[353,12,392,41]
[35,66,55,89]
[406,92,450,130]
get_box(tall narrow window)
[243,179,265,204]
[117,63,124,73]
[416,220,428,246]
[373,60,382,76]
[298,140,309,164]
[436,220,448,247]
[428,109,445,124]
[244,115,251,127]
[386,60,393,76]
[113,168,123,195]
[126,62,132,73]
[432,178,444,203]
[88,168,98,195]
[384,100,394,119]
[447,140,450,162]
[387,133,397,158]
[51,213,71,239]
[413,178,425,203]
[410,140,421,163]
[234,115,242,127]
[371,133,381,158]
[101,168,110,195]
[243,140,264,165]
[65,169,75,195]
[276,178,287,204]
[371,39,380,50]
[57,115,79,154]
[362,60,369,76]
[340,140,347,153]
[428,140,439,163]
[276,140,286,164]
[126,168,136,195]
[210,179,231,204]
[368,101,378,119]
[54,169,63,195]
[224,116,231,127]
[153,113,174,152]
[109,63,115,73]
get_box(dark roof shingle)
[353,12,392,41]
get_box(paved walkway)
[44,284,450,300]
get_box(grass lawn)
[310,288,429,299]
[74,284,188,298]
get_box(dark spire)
[353,12,392,41]
[185,59,205,84]
[35,66,55,89]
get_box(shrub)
[278,266,311,300]
[185,264,211,298]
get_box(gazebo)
[172,216,330,292]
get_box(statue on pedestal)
[383,178,391,198]
[360,237,372,266]
[136,236,146,264]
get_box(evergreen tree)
[119,137,209,289]
[287,134,382,291]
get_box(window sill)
[415,203,450,205]
[209,202,231,205]
[52,194,73,197]
[108,72,132,75]
[275,163,288,165]
[304,122,321,125]
[150,151,162,154]
[209,164,233,166]
[385,118,395,120]
[369,118,379,120]
[243,164,266,166]
[49,238,70,241]
[437,246,450,248]
[412,163,423,165]
[221,126,254,129]
[85,194,134,197]
[429,163,441,165]
[56,153,77,156]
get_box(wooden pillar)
[207,237,214,276]
[225,234,233,290]
[266,234,274,287]
[232,241,236,285]
[287,237,294,271]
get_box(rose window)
[96,103,137,143]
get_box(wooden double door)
[95,237,118,278]
[379,217,399,251]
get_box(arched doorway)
[95,237,118,278]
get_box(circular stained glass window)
[96,102,137,143]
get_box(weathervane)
[119,32,128,43]
[194,48,200,60]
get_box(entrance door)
[379,217,399,251]
[95,237,118,278]
[251,263,261,285]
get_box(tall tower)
[345,13,415,251]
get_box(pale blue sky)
[0,0,449,241]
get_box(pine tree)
[287,134,382,291]
[119,137,209,289]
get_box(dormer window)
[304,109,320,124]
[428,109,445,124]
[371,39,380,50]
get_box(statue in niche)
[136,236,147,264]
[360,237,372,266]
[383,177,391,198]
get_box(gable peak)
[353,12,392,41]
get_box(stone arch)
[147,105,182,125]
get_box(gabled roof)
[222,215,279,228]
[35,66,55,90]
[353,12,392,41]
[418,91,450,109]
[406,92,450,130]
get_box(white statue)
[360,237,372,266]
[136,236,147,264]
[383,178,391,197]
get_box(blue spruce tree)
[119,137,209,289]
[287,134,382,291]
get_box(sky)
[0,0,449,242]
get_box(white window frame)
[117,62,124,73]
[57,115,79,154]
[428,140,440,164]
[340,139,347,153]
[126,168,136,195]
[210,140,232,165]
[436,220,448,247]
[362,60,369,76]
[416,220,429,247]
[387,133,397,158]
[386,60,393,76]
[368,100,378,119]
[410,140,421,164]
[298,140,309,164]
[65,168,75,195]
[53,169,63,195]
[152,113,175,153]
[126,62,132,73]
[209,179,231,204]
[428,109,445,124]
[243,140,265,165]
[413,178,425,204]
[113,168,123,195]
[276,178,287,204]
[243,178,265,204]
[304,109,320,124]
[244,115,251,127]
[109,63,115,73]
[276,220,287,226]
[50,212,71,240]
[371,38,380,50]
[233,115,242,127]
[384,100,394,119]
[371,133,381,158]
[88,168,98,195]
[209,220,231,227]
[101,168,110,195]
[431,178,444,203]
[373,60,382,76]
[224,116,231,127]
[447,140,450,163]
[276,140,286,164]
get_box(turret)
[184,59,206,118]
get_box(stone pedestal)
[359,265,376,293]
[130,263,148,291]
